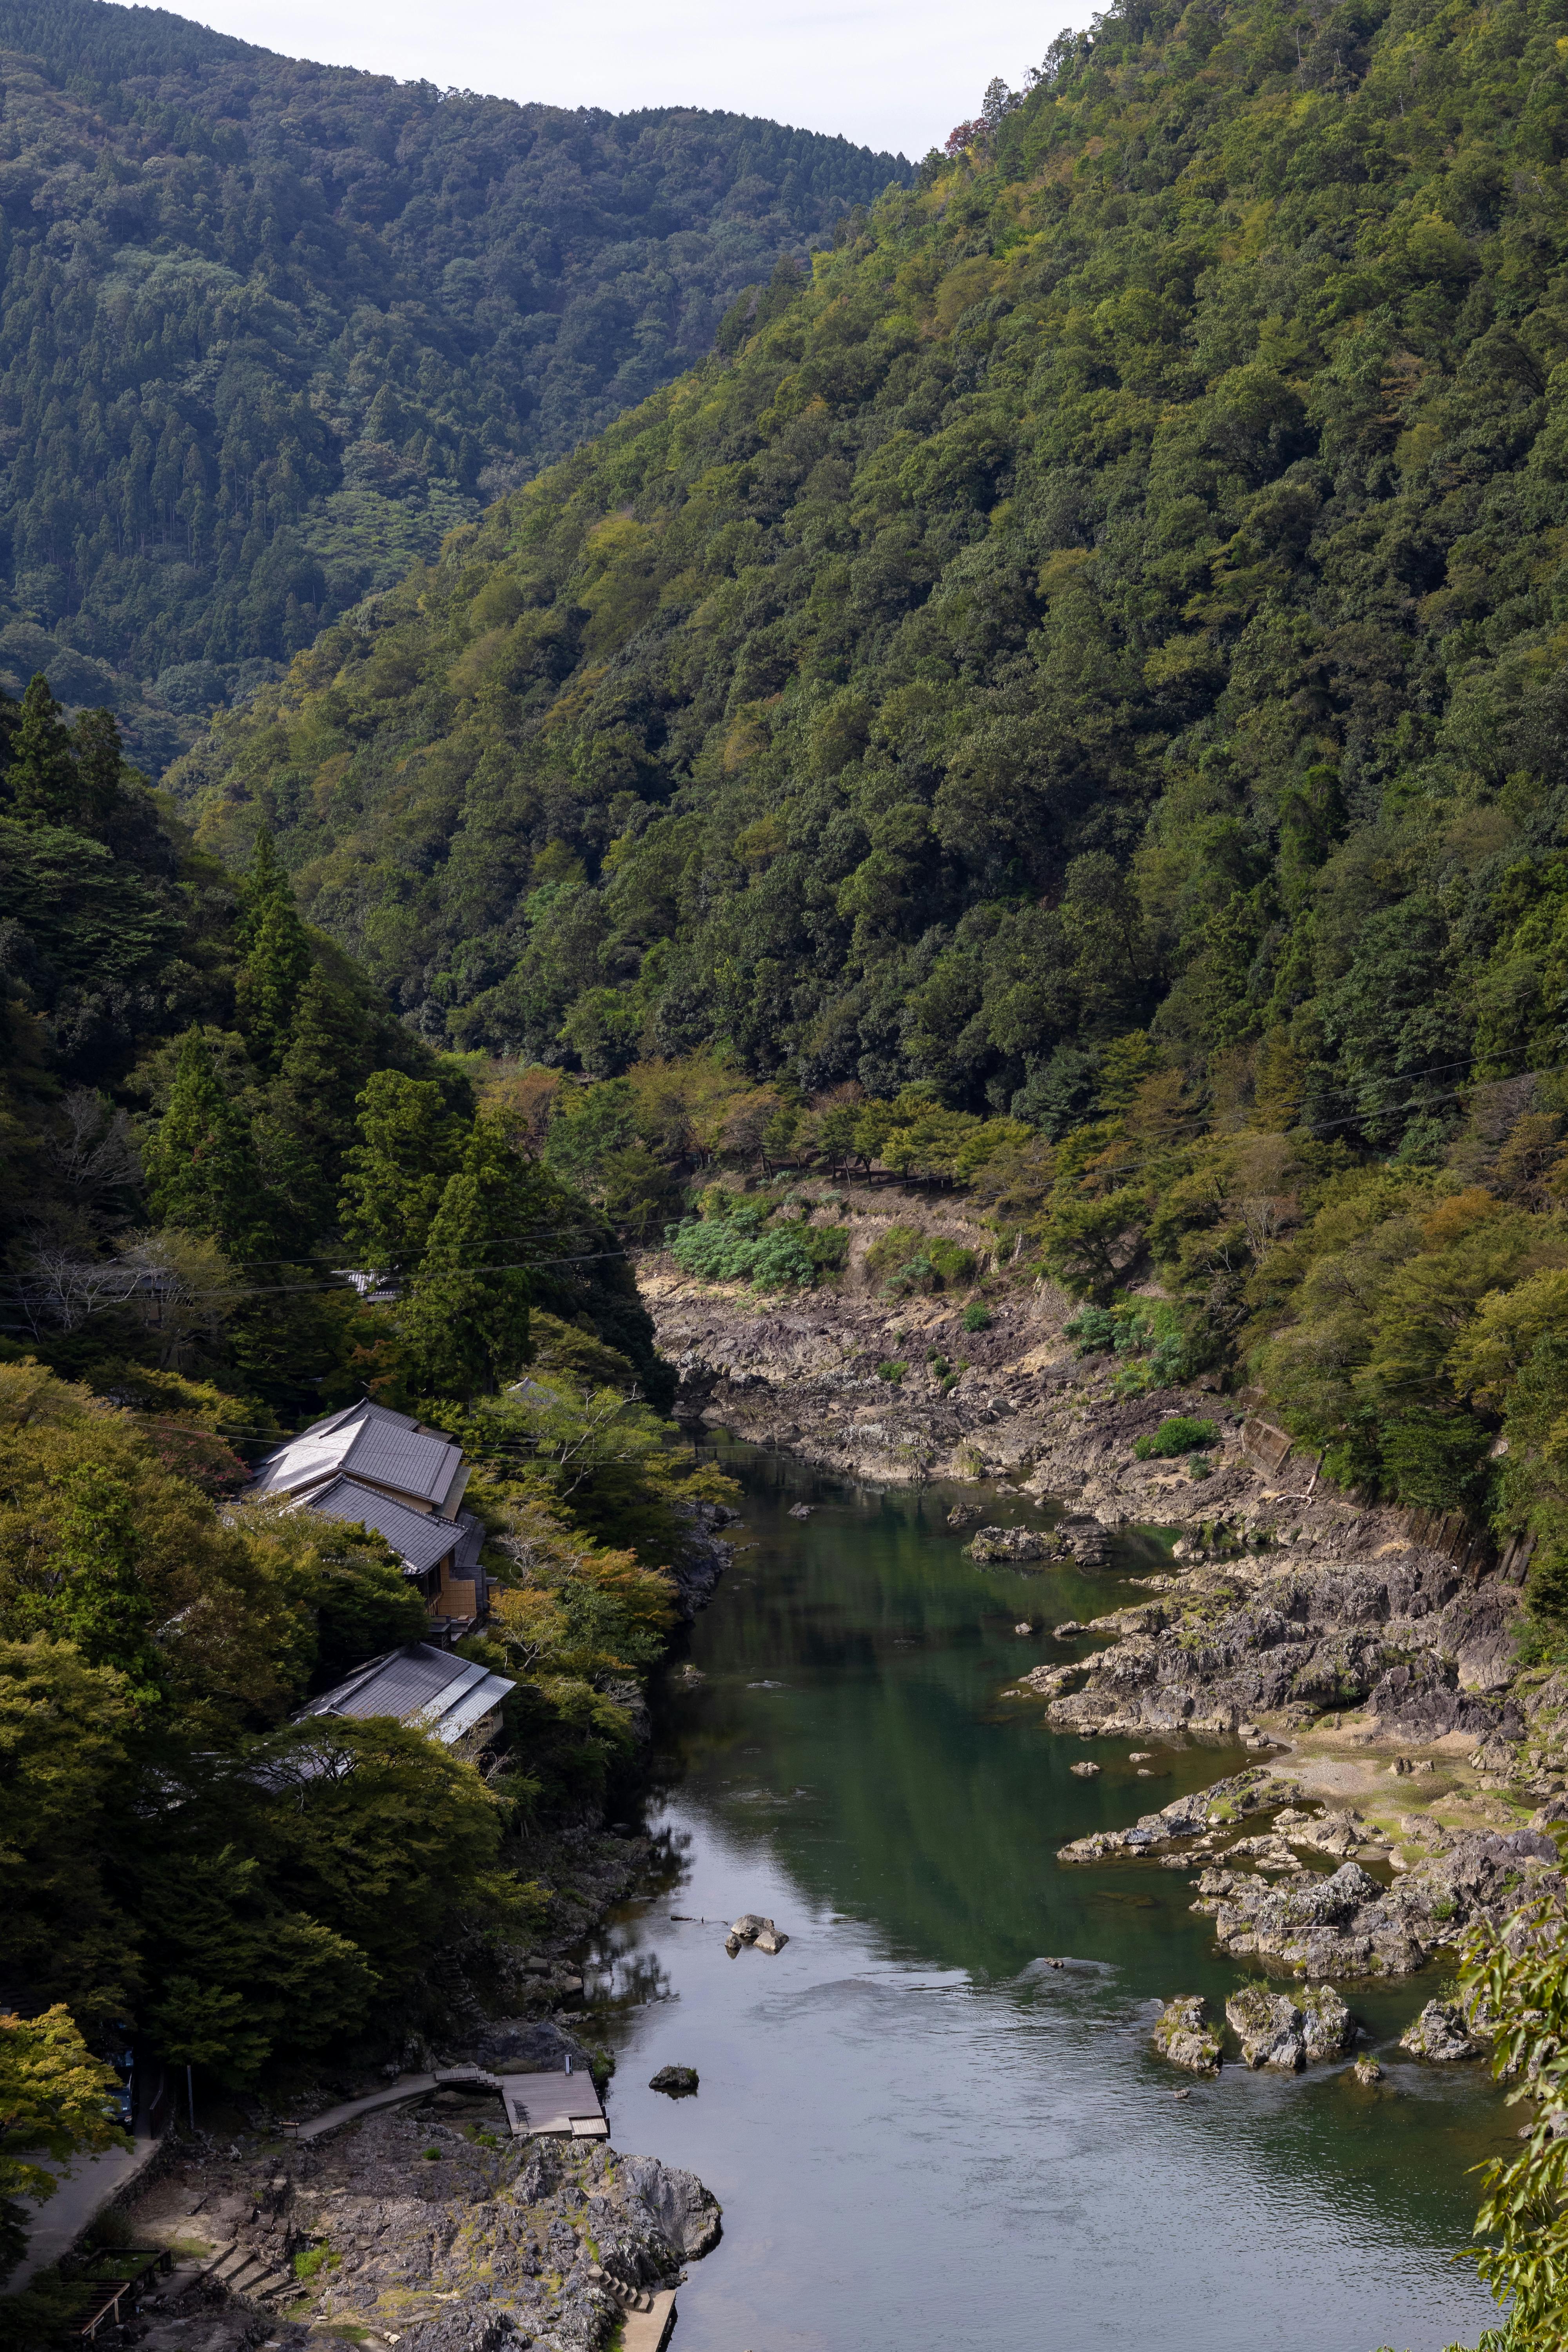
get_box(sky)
[171,0,1076,158]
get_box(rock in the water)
[1298,1984,1355,2061]
[968,1525,1049,1564]
[649,2065,700,2096]
[1399,2000,1483,2061]
[788,1503,814,1519]
[1186,1834,1559,1978]
[1070,1760,1101,1779]
[731,1914,772,1941]
[1354,2056,1384,2084]
[754,1927,789,1954]
[1053,1621,1083,1639]
[616,2151,724,2256]
[1014,1622,1034,1636]
[1226,1985,1307,2070]
[723,1932,741,1956]
[1152,1995,1222,2075]
[947,1502,982,1527]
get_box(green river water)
[588,1443,1512,2352]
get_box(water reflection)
[588,1444,1506,2352]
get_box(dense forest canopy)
[0,0,908,768]
[177,0,1568,1127]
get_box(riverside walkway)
[282,2063,607,2141]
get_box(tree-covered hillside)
[0,665,735,2270]
[179,0,1568,1126]
[0,0,907,767]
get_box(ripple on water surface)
[588,1445,1507,2352]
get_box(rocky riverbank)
[121,2021,719,2352]
[643,1237,1568,1986]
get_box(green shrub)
[962,1303,992,1332]
[865,1224,924,1281]
[1064,1297,1195,1392]
[876,1360,907,1384]
[867,1225,978,1294]
[1187,1453,1212,1480]
[667,1214,815,1290]
[928,1237,978,1286]
[799,1223,850,1276]
[1134,1416,1219,1460]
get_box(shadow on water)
[584,1441,1508,2352]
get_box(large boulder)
[968,1525,1049,1563]
[1226,1986,1306,2070]
[1152,1995,1221,2075]
[1299,1984,1355,2061]
[1399,2000,1483,2061]
[616,2153,723,2256]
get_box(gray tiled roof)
[297,1642,515,1745]
[297,1478,458,1575]
[249,1399,463,1513]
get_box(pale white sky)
[173,0,1075,158]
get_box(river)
[586,1443,1510,2352]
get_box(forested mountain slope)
[0,668,730,2232]
[181,0,1568,1130]
[0,0,907,766]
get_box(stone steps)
[586,2261,655,2313]
[208,2241,297,2306]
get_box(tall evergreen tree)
[259,967,368,1243]
[7,674,79,826]
[144,1028,270,1257]
[70,708,127,836]
[398,1116,551,1397]
[234,834,312,1074]
[338,1069,464,1276]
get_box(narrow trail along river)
[588,1444,1511,2352]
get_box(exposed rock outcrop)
[1152,1995,1222,2074]
[1299,1984,1356,2060]
[1029,1557,1524,1747]
[1059,1769,1562,1978]
[669,1498,739,1619]
[124,2099,720,2352]
[968,1525,1050,1563]
[1191,1832,1561,1976]
[1223,1984,1351,2069]
[649,2065,699,2096]
[1227,1985,1311,2070]
[1399,2000,1484,2061]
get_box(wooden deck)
[500,2067,608,2139]
[622,2287,677,2349]
[283,2063,606,2143]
